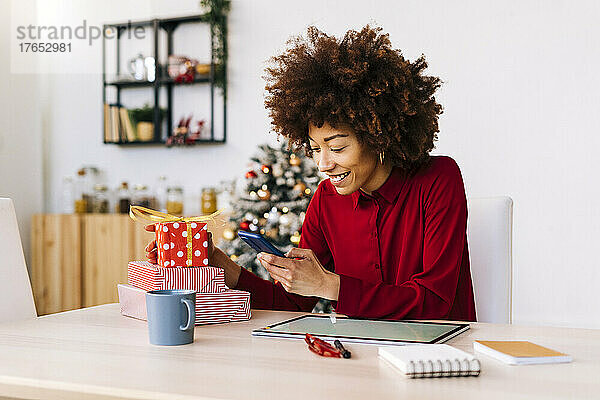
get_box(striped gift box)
[194,291,251,325]
[117,284,251,325]
[128,261,227,293]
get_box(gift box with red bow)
[129,206,218,268]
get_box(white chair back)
[0,198,37,322]
[467,196,513,323]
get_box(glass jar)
[82,166,99,212]
[92,184,110,213]
[201,187,217,214]
[115,182,131,214]
[131,184,152,208]
[61,176,75,214]
[74,168,88,213]
[166,186,184,215]
[155,175,168,212]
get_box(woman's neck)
[360,163,393,195]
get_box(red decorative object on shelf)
[166,116,207,147]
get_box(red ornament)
[245,170,257,179]
[261,164,271,174]
[239,220,250,231]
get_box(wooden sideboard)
[30,214,226,315]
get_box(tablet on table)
[252,315,470,346]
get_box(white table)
[0,304,598,399]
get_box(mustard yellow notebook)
[473,341,572,365]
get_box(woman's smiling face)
[308,122,391,196]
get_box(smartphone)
[237,230,286,257]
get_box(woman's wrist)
[321,272,340,301]
[212,248,242,288]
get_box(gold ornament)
[222,228,235,241]
[265,228,278,238]
[230,254,238,262]
[290,232,301,245]
[293,182,307,193]
[257,188,271,201]
[289,154,301,166]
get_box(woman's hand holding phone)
[257,248,340,300]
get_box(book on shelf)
[110,105,120,142]
[119,107,137,142]
[103,103,139,143]
[103,104,110,142]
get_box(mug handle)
[180,298,195,331]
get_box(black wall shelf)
[102,14,227,146]
[104,77,211,88]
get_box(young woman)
[146,25,476,321]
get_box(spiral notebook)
[379,344,481,378]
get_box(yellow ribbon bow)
[129,205,222,224]
[129,205,222,266]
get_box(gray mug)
[146,289,196,346]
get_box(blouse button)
[375,263,380,269]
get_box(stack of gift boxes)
[118,219,251,324]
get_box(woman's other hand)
[257,248,340,300]
[144,224,157,263]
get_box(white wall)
[14,0,600,328]
[0,0,43,268]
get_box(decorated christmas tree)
[218,140,331,312]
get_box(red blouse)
[235,156,476,321]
